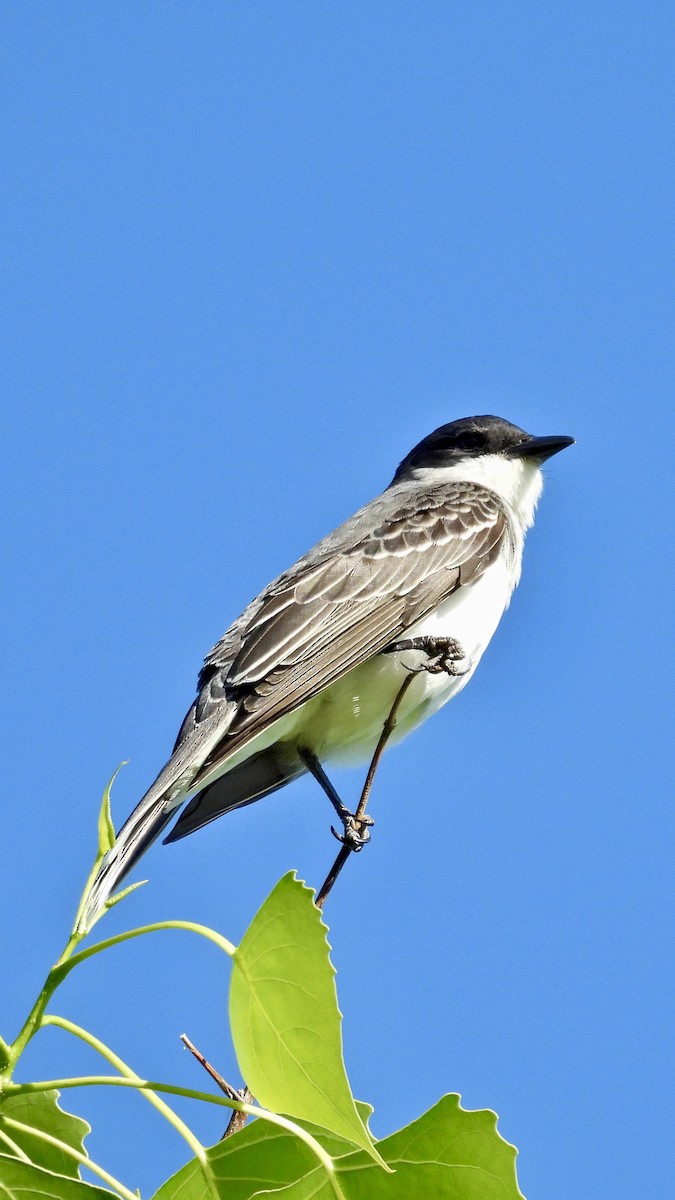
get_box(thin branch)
[180,1034,239,1098]
[222,1088,254,1139]
[181,1033,253,1139]
[315,670,417,909]
[356,671,417,820]
[314,843,352,911]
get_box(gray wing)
[81,479,510,923]
[181,480,511,786]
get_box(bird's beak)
[506,434,575,462]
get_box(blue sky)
[1,3,673,1197]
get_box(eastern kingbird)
[83,415,573,924]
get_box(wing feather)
[188,481,509,783]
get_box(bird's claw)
[331,811,374,851]
[384,635,471,677]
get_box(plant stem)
[43,1014,205,1163]
[3,930,87,1080]
[3,920,235,1086]
[4,1075,240,1107]
[5,1078,345,1197]
[0,1035,11,1075]
[61,920,236,978]
[0,1127,31,1160]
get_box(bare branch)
[315,670,417,909]
[180,1033,253,1138]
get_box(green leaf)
[299,1104,374,1161]
[229,873,382,1164]
[0,1091,89,1179]
[309,1093,525,1200]
[104,880,146,911]
[98,765,126,857]
[152,1120,317,1200]
[0,1156,113,1199]
[152,1093,524,1200]
[276,1092,525,1198]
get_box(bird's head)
[391,414,575,527]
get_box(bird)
[82,414,573,925]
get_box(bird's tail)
[79,708,237,931]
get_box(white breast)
[296,542,519,767]
[406,549,516,669]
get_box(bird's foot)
[384,635,471,676]
[331,810,374,851]
[298,746,375,852]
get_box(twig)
[315,670,417,909]
[180,1034,238,1098]
[314,842,352,911]
[356,671,417,818]
[180,1033,253,1138]
[221,1089,253,1139]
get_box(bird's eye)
[453,431,484,451]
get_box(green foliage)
[152,1121,317,1200]
[230,873,381,1164]
[0,1091,89,1179]
[0,1157,112,1200]
[154,1093,523,1200]
[97,768,119,857]
[0,774,525,1199]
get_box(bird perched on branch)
[82,414,573,925]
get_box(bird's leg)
[298,747,374,850]
[314,669,418,909]
[383,635,472,676]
